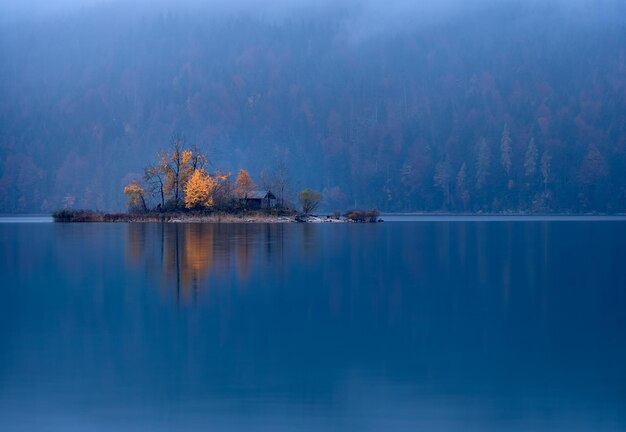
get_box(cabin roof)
[247,190,276,199]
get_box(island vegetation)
[119,135,268,214]
[52,135,381,223]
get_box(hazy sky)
[0,0,619,41]
[0,0,606,18]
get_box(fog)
[0,0,624,213]
[1,0,620,40]
[0,0,618,21]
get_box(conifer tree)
[434,159,451,209]
[524,137,538,178]
[456,162,469,210]
[475,138,491,190]
[500,124,512,177]
[541,150,551,194]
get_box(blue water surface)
[1,219,625,431]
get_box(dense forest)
[0,1,625,213]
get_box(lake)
[1,219,625,431]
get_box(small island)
[52,137,381,224]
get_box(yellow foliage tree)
[126,135,215,211]
[184,168,216,209]
[123,181,147,212]
[234,168,255,198]
[158,135,206,207]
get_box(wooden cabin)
[244,190,276,210]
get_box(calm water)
[1,220,626,431]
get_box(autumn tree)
[123,181,147,212]
[299,188,322,214]
[234,168,255,198]
[159,138,184,206]
[157,135,208,208]
[159,135,190,207]
[184,168,215,209]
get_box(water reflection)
[118,221,626,336]
[115,221,626,424]
[1,221,625,431]
[125,223,290,302]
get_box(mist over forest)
[1,0,625,213]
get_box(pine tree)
[500,124,512,177]
[524,137,538,178]
[433,159,451,209]
[456,162,469,210]
[541,150,551,194]
[475,138,491,190]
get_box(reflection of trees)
[161,224,215,301]
[301,223,319,259]
[124,221,554,313]
[125,223,289,302]
[234,224,289,282]
[125,223,148,266]
[125,224,219,302]
[235,225,253,281]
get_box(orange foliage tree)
[184,168,215,209]
[156,135,208,208]
[234,168,255,198]
[184,169,231,209]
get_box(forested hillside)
[1,1,625,213]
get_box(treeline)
[0,2,625,213]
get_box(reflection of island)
[124,221,550,307]
[125,223,287,302]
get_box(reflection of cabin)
[244,190,276,210]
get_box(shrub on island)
[52,209,104,222]
[343,209,380,223]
